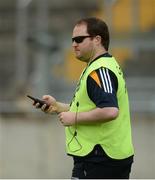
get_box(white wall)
[0,114,155,178]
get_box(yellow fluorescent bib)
[66,57,134,159]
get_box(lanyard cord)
[67,101,82,152]
[74,101,79,136]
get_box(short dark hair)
[75,17,110,51]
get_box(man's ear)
[95,35,102,45]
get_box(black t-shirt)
[87,53,118,109]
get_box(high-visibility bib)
[66,56,134,159]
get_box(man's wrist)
[56,102,70,113]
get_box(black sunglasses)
[72,36,92,43]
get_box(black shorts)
[71,145,134,179]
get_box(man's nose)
[72,41,78,47]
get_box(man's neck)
[88,48,107,64]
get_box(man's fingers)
[35,102,41,108]
[41,104,48,112]
[34,102,58,114]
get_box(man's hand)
[41,95,58,113]
[34,95,70,114]
[58,112,76,126]
[34,95,58,113]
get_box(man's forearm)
[77,107,118,124]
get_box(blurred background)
[0,0,155,178]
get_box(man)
[34,17,134,179]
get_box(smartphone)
[27,95,49,108]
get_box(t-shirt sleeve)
[87,67,118,108]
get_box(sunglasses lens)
[72,36,91,43]
[72,37,84,43]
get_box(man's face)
[72,24,95,62]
